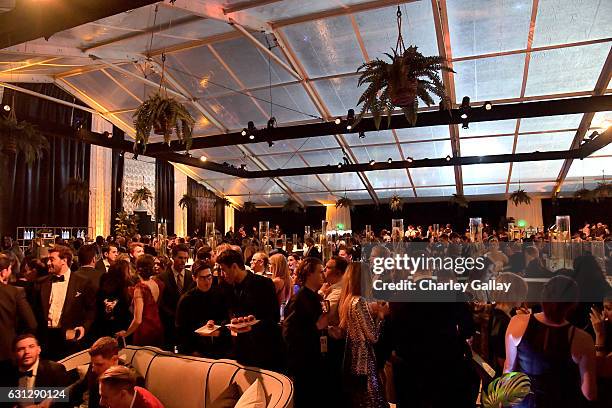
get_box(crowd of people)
[0,219,610,408]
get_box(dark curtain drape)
[155,159,174,235]
[186,177,217,236]
[110,126,125,236]
[1,85,91,237]
[215,198,225,237]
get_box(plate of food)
[195,323,221,336]
[226,315,259,330]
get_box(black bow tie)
[51,275,65,283]
[18,370,33,378]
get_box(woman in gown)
[116,254,164,347]
[338,261,388,408]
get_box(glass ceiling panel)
[511,160,565,181]
[165,47,239,98]
[508,182,554,193]
[376,188,415,199]
[365,169,411,189]
[289,136,339,151]
[590,111,612,131]
[300,149,344,166]
[312,74,364,117]
[462,163,510,184]
[355,1,438,59]
[519,113,583,133]
[234,178,286,195]
[211,34,295,89]
[395,125,450,142]
[415,186,456,197]
[410,166,456,186]
[46,24,134,48]
[454,53,525,103]
[96,4,190,31]
[318,173,366,190]
[262,194,290,205]
[196,146,244,160]
[463,184,507,195]
[109,35,193,55]
[231,0,369,23]
[332,190,372,201]
[401,140,452,160]
[566,156,612,178]
[152,18,233,41]
[249,83,319,124]
[351,145,402,163]
[64,70,137,112]
[299,192,338,204]
[515,131,575,153]
[255,153,303,169]
[247,140,294,156]
[460,119,517,137]
[345,129,396,146]
[561,177,604,193]
[190,168,236,181]
[461,136,514,156]
[533,0,612,47]
[447,0,532,58]
[282,15,364,78]
[280,175,328,192]
[525,43,610,96]
[207,92,268,130]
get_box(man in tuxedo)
[157,244,194,350]
[99,366,164,408]
[304,237,321,260]
[95,243,118,275]
[0,254,37,364]
[75,244,105,292]
[33,245,96,360]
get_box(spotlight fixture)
[460,96,470,119]
[406,157,413,163]
[462,120,469,129]
[338,162,343,168]
[200,155,207,162]
[267,117,276,130]
[445,155,452,161]
[240,164,247,171]
[102,131,111,139]
[358,130,366,138]
[267,140,275,147]
[483,101,492,110]
[184,152,192,158]
[241,128,247,136]
[249,134,255,140]
[369,160,375,166]
[343,156,350,166]
[346,109,355,131]
[334,117,342,125]
[387,158,392,164]
[3,104,10,112]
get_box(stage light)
[267,117,276,130]
[445,155,451,161]
[240,164,247,171]
[200,155,207,162]
[241,128,247,136]
[268,140,275,147]
[369,160,375,166]
[387,157,392,164]
[462,119,469,129]
[406,157,413,163]
[3,105,10,112]
[102,131,111,139]
[346,109,355,130]
[334,117,341,125]
[483,101,492,110]
[460,96,470,120]
[359,130,366,138]
[249,134,255,140]
[338,162,342,168]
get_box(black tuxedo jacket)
[75,266,105,292]
[0,359,72,387]
[157,268,195,320]
[0,284,37,361]
[33,272,96,335]
[305,246,321,260]
[94,258,107,275]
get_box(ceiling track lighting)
[200,155,207,162]
[387,158,392,164]
[337,162,343,168]
[267,116,276,130]
[102,131,111,139]
[334,117,342,125]
[267,140,275,147]
[358,130,366,138]
[406,157,413,163]
[346,108,355,131]
[445,155,452,161]
[369,159,375,166]
[3,104,11,112]
[460,96,470,119]
[241,129,247,136]
[483,101,492,110]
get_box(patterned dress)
[344,296,387,408]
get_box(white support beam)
[148,60,227,133]
[0,74,54,83]
[162,0,267,31]
[229,19,302,81]
[0,81,100,115]
[0,41,141,61]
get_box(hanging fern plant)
[482,372,531,408]
[389,194,403,212]
[242,201,257,214]
[573,188,592,201]
[62,177,90,204]
[178,193,197,210]
[133,92,195,153]
[282,198,303,213]
[592,182,612,200]
[0,102,49,165]
[509,189,531,206]
[449,193,469,208]
[131,187,153,207]
[336,196,354,211]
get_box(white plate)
[194,324,221,335]
[226,319,260,330]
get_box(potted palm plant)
[335,196,354,210]
[62,177,90,204]
[133,92,195,152]
[282,198,303,213]
[131,186,153,207]
[0,114,49,165]
[389,194,403,212]
[482,372,531,408]
[178,193,198,210]
[509,189,531,206]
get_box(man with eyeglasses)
[175,261,229,358]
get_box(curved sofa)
[60,345,293,408]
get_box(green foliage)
[282,198,303,213]
[509,189,532,206]
[389,194,403,212]
[482,372,531,408]
[62,177,90,204]
[131,187,153,206]
[242,201,257,214]
[178,193,197,210]
[0,116,49,165]
[356,46,453,129]
[449,193,469,208]
[133,92,195,152]
[115,211,139,238]
[335,196,354,210]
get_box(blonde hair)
[338,262,363,330]
[270,254,292,301]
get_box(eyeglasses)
[197,274,213,280]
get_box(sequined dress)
[344,296,387,408]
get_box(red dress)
[130,280,165,347]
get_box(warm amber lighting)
[199,76,210,87]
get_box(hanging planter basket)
[153,117,169,136]
[335,196,354,211]
[282,198,303,213]
[390,76,418,107]
[131,187,153,207]
[509,189,531,206]
[389,194,403,212]
[242,201,257,214]
[178,193,197,210]
[449,193,469,208]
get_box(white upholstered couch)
[59,345,293,408]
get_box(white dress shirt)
[324,282,343,327]
[18,358,39,389]
[48,269,71,328]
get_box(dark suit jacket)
[0,359,72,387]
[304,246,321,260]
[75,266,105,292]
[32,272,96,336]
[157,268,194,321]
[0,284,37,361]
[94,258,107,275]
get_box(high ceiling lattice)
[1,0,610,206]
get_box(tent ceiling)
[0,0,610,207]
